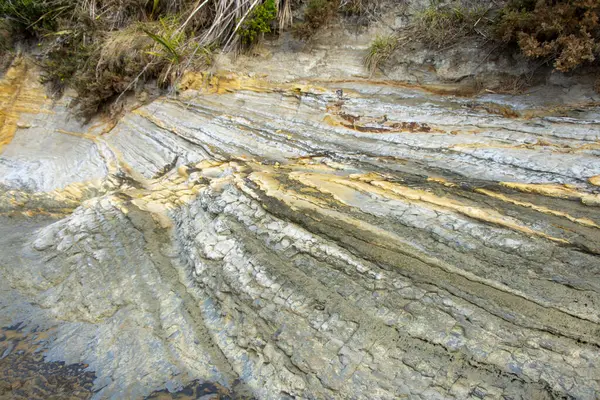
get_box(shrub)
[496,0,600,72]
[237,0,277,46]
[37,15,213,119]
[69,18,213,119]
[67,23,154,118]
[38,13,99,94]
[293,0,340,39]
[339,0,380,17]
[0,20,15,72]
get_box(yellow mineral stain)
[0,209,71,218]
[324,112,441,134]
[55,129,97,141]
[310,78,481,97]
[288,170,569,244]
[450,143,535,151]
[179,71,272,94]
[475,188,600,229]
[427,177,458,188]
[0,58,51,153]
[0,178,113,218]
[501,182,600,206]
[323,114,343,127]
[589,175,600,186]
[132,108,178,134]
[195,160,226,170]
[179,71,327,96]
[280,161,338,174]
[289,171,362,205]
[370,179,569,243]
[177,165,189,177]
[115,161,217,225]
[245,169,329,210]
[245,166,585,321]
[450,140,600,153]
[501,182,581,199]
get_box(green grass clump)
[364,34,398,74]
[0,0,72,36]
[412,3,489,49]
[237,0,277,46]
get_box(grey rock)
[1,59,600,399]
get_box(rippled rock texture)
[1,59,600,399]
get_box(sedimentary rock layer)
[1,61,599,399]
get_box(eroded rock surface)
[1,59,600,399]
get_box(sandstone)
[1,60,600,399]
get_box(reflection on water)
[0,323,95,399]
[146,380,246,399]
[0,323,253,399]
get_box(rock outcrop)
[1,58,600,399]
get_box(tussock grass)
[364,34,398,74]
[67,17,215,118]
[411,2,490,49]
[361,1,494,76]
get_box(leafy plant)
[144,17,186,64]
[237,0,277,46]
[0,0,72,35]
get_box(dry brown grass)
[410,2,491,50]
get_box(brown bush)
[293,0,340,39]
[496,0,600,72]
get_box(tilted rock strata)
[1,63,600,399]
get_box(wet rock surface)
[1,59,600,399]
[0,324,95,399]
